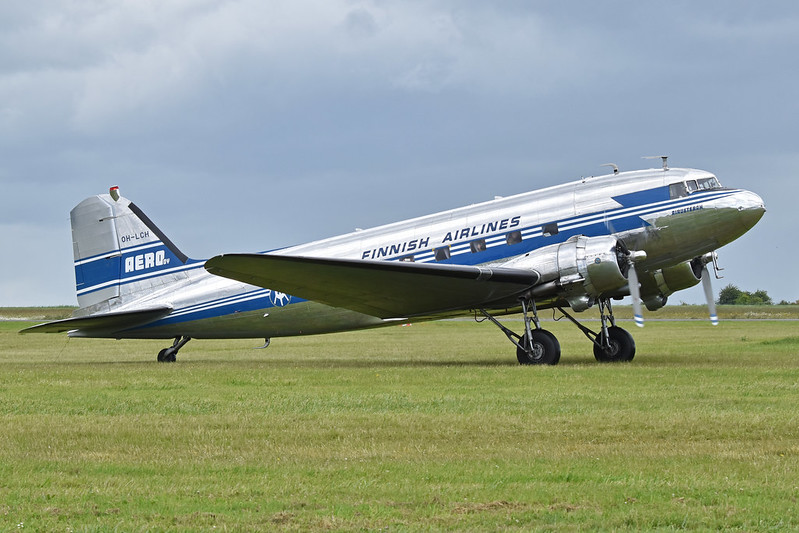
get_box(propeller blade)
[701,265,719,326]
[628,263,644,328]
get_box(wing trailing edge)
[204,254,540,318]
[19,305,173,334]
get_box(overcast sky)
[1,1,795,307]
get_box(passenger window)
[399,255,414,262]
[434,246,451,261]
[542,222,559,237]
[470,239,487,253]
[506,231,522,245]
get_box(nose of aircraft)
[734,190,766,230]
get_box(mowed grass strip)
[1,319,799,530]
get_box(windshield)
[669,176,722,198]
[696,176,721,190]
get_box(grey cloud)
[1,1,796,305]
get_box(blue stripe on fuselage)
[611,185,671,209]
[407,188,733,266]
[135,289,308,329]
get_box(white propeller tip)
[634,314,645,328]
[710,314,719,326]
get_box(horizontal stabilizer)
[204,254,539,318]
[20,305,173,334]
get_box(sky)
[1,1,796,307]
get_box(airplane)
[22,158,765,364]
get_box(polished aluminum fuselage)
[84,167,764,339]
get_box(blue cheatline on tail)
[70,192,201,312]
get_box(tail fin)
[71,187,196,313]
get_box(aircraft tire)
[593,326,635,363]
[517,329,561,365]
[157,348,177,363]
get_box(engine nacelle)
[504,235,629,311]
[639,258,703,311]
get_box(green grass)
[0,306,76,320]
[2,318,799,531]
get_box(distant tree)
[736,292,752,305]
[750,289,773,305]
[717,284,742,305]
[717,284,773,305]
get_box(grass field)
[2,313,799,531]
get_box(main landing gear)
[157,336,191,362]
[480,298,560,365]
[558,299,635,363]
[479,297,635,365]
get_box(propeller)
[620,245,646,328]
[622,246,719,328]
[701,264,719,326]
[627,261,644,327]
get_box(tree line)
[717,284,797,305]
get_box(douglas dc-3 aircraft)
[23,158,765,364]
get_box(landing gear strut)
[557,299,635,363]
[479,297,561,365]
[157,336,191,362]
[480,297,635,365]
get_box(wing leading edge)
[204,254,540,318]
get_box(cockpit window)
[669,176,722,199]
[669,182,687,198]
[696,177,721,190]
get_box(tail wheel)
[157,348,176,362]
[593,326,635,362]
[156,336,190,363]
[517,329,561,365]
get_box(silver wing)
[204,254,540,319]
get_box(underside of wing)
[19,305,173,334]
[204,254,539,318]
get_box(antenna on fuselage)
[601,163,619,175]
[643,155,669,170]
